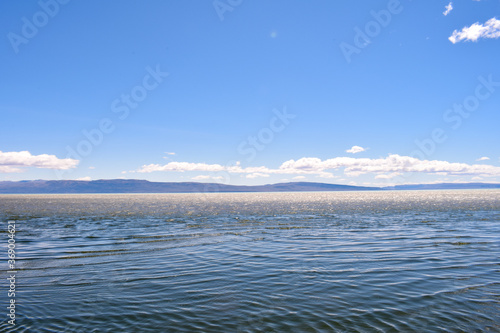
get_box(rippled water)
[1,190,499,332]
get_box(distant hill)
[0,180,379,194]
[0,180,498,194]
[383,183,500,190]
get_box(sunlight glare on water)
[1,190,499,332]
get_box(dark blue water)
[1,190,499,332]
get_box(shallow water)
[1,190,499,332]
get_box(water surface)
[1,190,499,332]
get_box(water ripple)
[1,190,499,332]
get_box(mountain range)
[0,179,499,194]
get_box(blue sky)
[1,0,500,186]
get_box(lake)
[1,190,499,332]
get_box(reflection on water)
[1,190,499,332]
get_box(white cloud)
[138,162,226,173]
[375,172,402,179]
[136,154,500,179]
[293,176,306,180]
[0,166,22,173]
[137,161,276,175]
[76,176,91,181]
[246,173,270,179]
[449,17,500,43]
[191,175,210,180]
[0,151,79,173]
[443,2,453,16]
[279,154,500,177]
[89,166,96,169]
[476,156,490,161]
[192,175,225,181]
[163,152,176,159]
[317,172,336,179]
[346,145,366,154]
